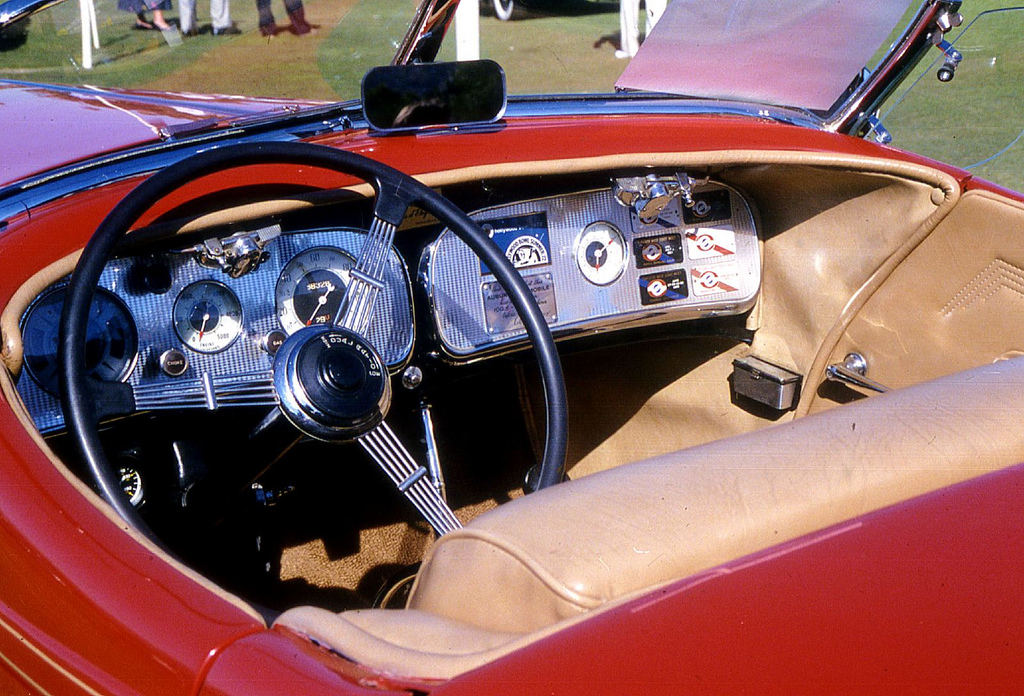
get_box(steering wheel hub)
[273,326,391,441]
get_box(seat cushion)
[276,357,1024,677]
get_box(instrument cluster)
[15,175,761,433]
[424,178,761,358]
[17,227,414,434]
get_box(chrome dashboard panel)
[425,181,760,359]
[17,227,413,434]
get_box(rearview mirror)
[361,60,507,132]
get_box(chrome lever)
[826,353,889,394]
[420,405,447,502]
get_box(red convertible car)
[1,0,1023,692]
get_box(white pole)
[454,0,479,61]
[79,0,92,69]
[88,0,99,49]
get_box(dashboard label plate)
[482,273,557,335]
[685,226,736,259]
[479,212,551,274]
[639,269,689,305]
[634,233,683,268]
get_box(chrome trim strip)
[0,0,66,28]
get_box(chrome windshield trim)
[823,0,963,136]
[393,0,462,65]
[504,94,823,130]
[0,0,65,27]
[0,94,816,225]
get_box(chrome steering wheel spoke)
[358,421,462,536]
[132,371,279,411]
[337,214,398,336]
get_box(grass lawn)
[1,0,1021,189]
[0,0,626,99]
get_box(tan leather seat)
[276,357,1024,679]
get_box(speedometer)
[275,247,355,334]
[21,286,138,395]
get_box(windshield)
[874,4,1024,192]
[616,0,912,112]
[0,0,926,106]
[0,0,632,103]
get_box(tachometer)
[173,281,243,353]
[21,286,138,395]
[275,247,355,334]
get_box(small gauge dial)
[119,467,145,507]
[173,281,243,353]
[275,247,356,334]
[21,287,138,395]
[575,221,627,286]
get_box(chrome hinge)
[613,173,709,224]
[931,7,964,82]
[191,224,282,278]
[866,115,893,145]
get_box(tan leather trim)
[793,176,962,416]
[410,357,1024,635]
[809,188,1024,410]
[278,357,1024,680]
[0,366,265,625]
[1,250,81,376]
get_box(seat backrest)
[277,357,1024,679]
[408,357,1024,633]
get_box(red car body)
[2,2,1024,693]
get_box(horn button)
[273,327,391,441]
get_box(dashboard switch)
[159,349,189,377]
[262,330,288,356]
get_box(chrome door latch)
[191,224,282,278]
[613,173,709,224]
[826,353,889,393]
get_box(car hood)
[0,80,323,187]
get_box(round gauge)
[275,247,356,334]
[119,467,145,507]
[575,221,627,286]
[21,287,138,396]
[172,281,243,353]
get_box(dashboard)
[429,180,760,357]
[18,228,414,433]
[15,176,761,434]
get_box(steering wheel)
[58,142,567,541]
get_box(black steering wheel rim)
[58,141,568,536]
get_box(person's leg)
[210,0,233,32]
[617,0,640,58]
[644,0,666,38]
[151,8,170,29]
[178,0,196,34]
[283,0,310,35]
[256,0,277,34]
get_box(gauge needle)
[198,312,210,340]
[594,246,606,269]
[306,282,336,326]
